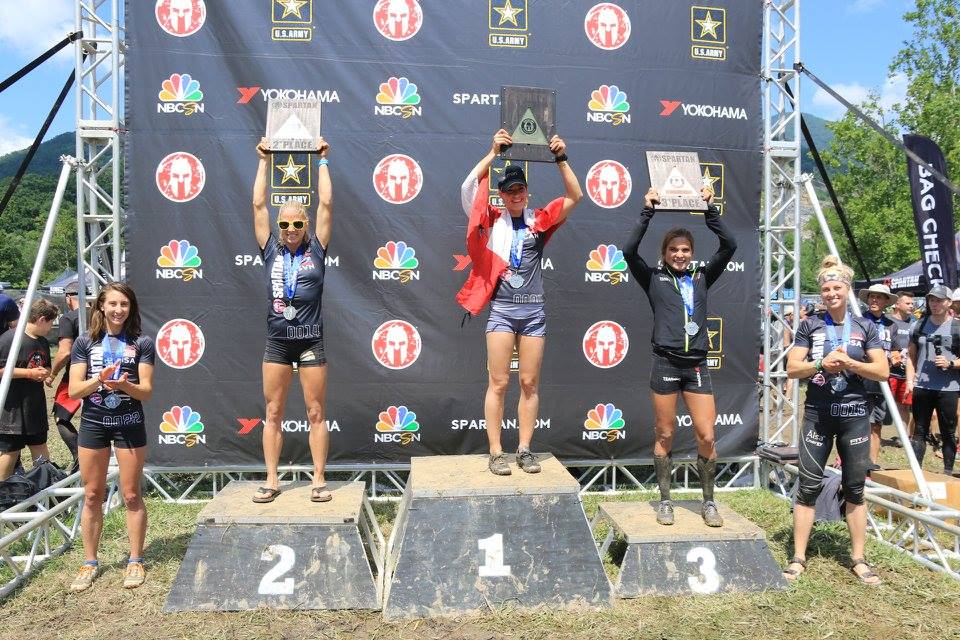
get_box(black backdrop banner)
[129,1,763,468]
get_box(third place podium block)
[383,454,611,618]
[596,500,786,597]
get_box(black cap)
[497,165,527,192]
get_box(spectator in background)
[857,284,900,464]
[0,292,18,338]
[45,282,83,472]
[888,292,915,439]
[906,284,958,477]
[0,299,59,481]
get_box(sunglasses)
[277,220,305,230]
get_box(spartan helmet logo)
[168,323,193,365]
[156,152,205,203]
[583,321,629,368]
[385,325,408,366]
[373,0,423,41]
[155,0,206,37]
[595,325,617,366]
[585,3,630,50]
[597,7,619,46]
[372,320,421,370]
[587,160,631,209]
[598,164,621,205]
[373,154,422,204]
[157,319,205,369]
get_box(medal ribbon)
[669,269,697,351]
[510,221,526,270]
[282,246,305,302]
[824,312,852,352]
[102,334,126,381]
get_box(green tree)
[808,0,960,287]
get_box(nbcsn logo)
[585,244,629,285]
[587,84,630,125]
[583,403,626,442]
[372,241,420,283]
[374,76,422,118]
[157,240,202,282]
[157,73,204,115]
[374,405,421,445]
[158,405,206,447]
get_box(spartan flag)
[905,134,957,289]
[500,85,557,163]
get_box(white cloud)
[0,0,75,63]
[849,0,885,13]
[810,73,908,120]
[0,116,34,156]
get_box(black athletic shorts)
[867,393,892,426]
[649,353,713,395]
[78,422,147,450]
[0,432,47,453]
[263,337,326,367]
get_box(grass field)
[1,381,958,639]
[1,488,958,640]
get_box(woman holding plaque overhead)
[623,185,736,527]
[251,137,332,504]
[783,256,887,585]
[457,129,582,476]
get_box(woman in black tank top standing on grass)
[251,137,333,504]
[623,185,736,528]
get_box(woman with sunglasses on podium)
[250,137,333,504]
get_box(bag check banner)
[129,1,763,468]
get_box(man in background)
[0,292,18,338]
[45,282,82,472]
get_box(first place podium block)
[596,500,786,597]
[383,454,611,619]
[164,481,382,612]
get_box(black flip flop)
[311,485,332,503]
[252,486,281,503]
[851,558,882,586]
[782,556,806,581]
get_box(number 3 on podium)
[478,533,512,577]
[686,546,721,594]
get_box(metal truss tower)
[761,0,802,446]
[75,0,124,326]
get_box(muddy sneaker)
[123,560,146,589]
[516,449,541,474]
[488,452,512,476]
[656,500,675,525]
[69,563,99,593]
[701,501,723,527]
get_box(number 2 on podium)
[259,544,296,595]
[478,533,512,577]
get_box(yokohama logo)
[660,100,747,120]
[236,86,341,105]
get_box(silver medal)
[509,274,524,288]
[685,321,699,336]
[104,394,121,409]
[830,375,847,393]
[283,305,297,321]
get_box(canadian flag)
[455,174,564,315]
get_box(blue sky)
[0,0,919,155]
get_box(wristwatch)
[554,153,568,163]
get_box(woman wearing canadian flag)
[457,129,583,476]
